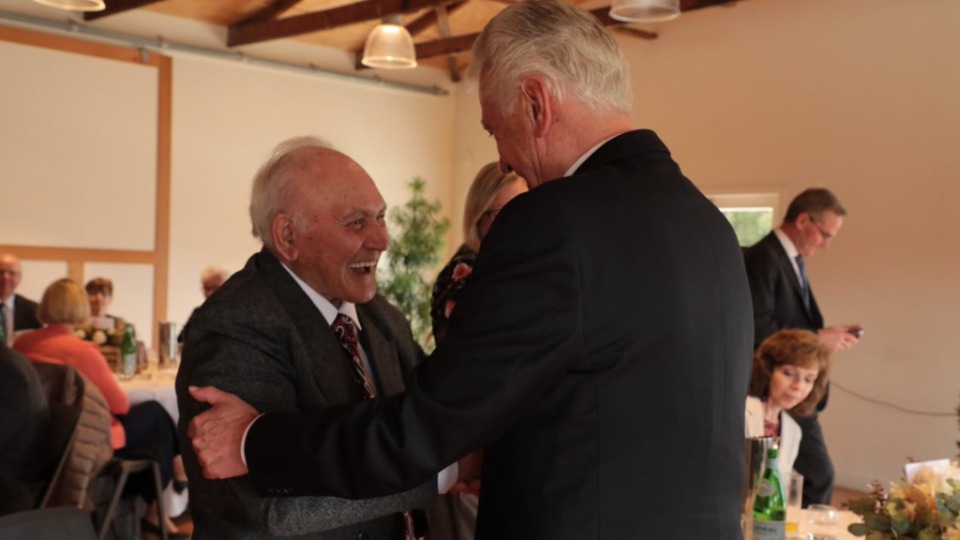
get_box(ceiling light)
[609,0,680,23]
[32,0,105,12]
[361,17,417,70]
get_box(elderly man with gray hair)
[188,1,752,538]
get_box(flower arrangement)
[74,316,128,347]
[847,462,960,539]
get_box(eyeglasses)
[811,221,833,241]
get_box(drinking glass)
[785,472,803,538]
[805,504,839,540]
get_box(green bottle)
[752,447,786,540]
[120,324,137,378]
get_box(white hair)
[249,136,334,249]
[468,0,632,116]
[199,265,230,284]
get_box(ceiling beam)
[434,4,461,82]
[234,0,305,26]
[82,0,165,21]
[414,32,478,62]
[228,0,453,47]
[406,0,466,37]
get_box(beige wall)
[453,0,960,490]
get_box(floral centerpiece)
[847,462,960,539]
[74,316,127,347]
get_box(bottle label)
[122,352,136,376]
[753,519,785,540]
[757,478,775,497]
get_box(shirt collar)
[280,263,362,331]
[0,294,13,310]
[774,227,800,260]
[563,135,618,177]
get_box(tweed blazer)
[177,249,435,540]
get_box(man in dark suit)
[0,253,42,345]
[187,2,753,538]
[743,187,862,506]
[0,343,51,515]
[176,137,436,539]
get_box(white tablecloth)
[794,508,859,540]
[116,373,188,517]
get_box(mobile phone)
[849,328,865,338]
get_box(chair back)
[0,507,97,540]
[35,403,82,509]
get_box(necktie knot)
[331,313,358,346]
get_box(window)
[707,192,780,247]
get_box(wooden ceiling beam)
[82,0,165,21]
[406,0,466,37]
[434,4,461,82]
[228,0,453,47]
[414,32,478,60]
[235,0,306,26]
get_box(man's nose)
[369,221,389,251]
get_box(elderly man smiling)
[175,137,436,540]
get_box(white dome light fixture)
[609,0,680,23]
[361,15,417,70]
[32,0,105,12]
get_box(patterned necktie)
[330,313,418,540]
[795,255,811,310]
[330,313,378,399]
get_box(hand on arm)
[188,385,260,479]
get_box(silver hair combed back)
[249,136,333,249]
[468,0,632,116]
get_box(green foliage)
[721,208,773,247]
[378,178,449,349]
[847,476,960,540]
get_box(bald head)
[0,253,22,300]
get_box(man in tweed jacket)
[176,137,436,539]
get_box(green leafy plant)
[847,465,960,539]
[378,178,449,350]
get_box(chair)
[0,507,97,540]
[35,402,82,509]
[97,459,168,540]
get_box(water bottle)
[752,447,786,540]
[120,324,137,378]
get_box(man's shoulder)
[14,294,38,307]
[743,233,782,264]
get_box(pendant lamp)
[361,16,417,69]
[32,0,105,11]
[609,0,680,23]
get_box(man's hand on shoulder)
[188,385,260,479]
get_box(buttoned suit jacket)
[176,249,435,540]
[243,130,755,540]
[12,294,41,332]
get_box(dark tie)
[795,255,811,310]
[330,313,418,539]
[330,313,378,399]
[0,303,7,345]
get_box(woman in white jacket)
[746,329,832,480]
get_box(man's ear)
[520,76,552,138]
[270,213,298,262]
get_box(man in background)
[176,137,436,539]
[0,253,42,345]
[187,1,753,538]
[743,187,862,506]
[199,265,230,299]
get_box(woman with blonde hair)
[14,278,187,538]
[746,329,832,483]
[430,163,527,344]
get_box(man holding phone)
[743,187,862,507]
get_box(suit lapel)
[255,249,360,405]
[767,234,817,323]
[356,303,407,398]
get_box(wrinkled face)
[477,179,528,241]
[795,211,843,258]
[0,255,21,300]
[201,276,225,299]
[87,290,111,317]
[768,363,819,412]
[285,154,388,307]
[480,77,544,188]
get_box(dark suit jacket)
[244,130,754,539]
[176,249,435,540]
[0,345,50,515]
[743,232,824,348]
[12,294,41,331]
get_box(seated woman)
[13,278,187,538]
[77,277,128,346]
[746,329,832,480]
